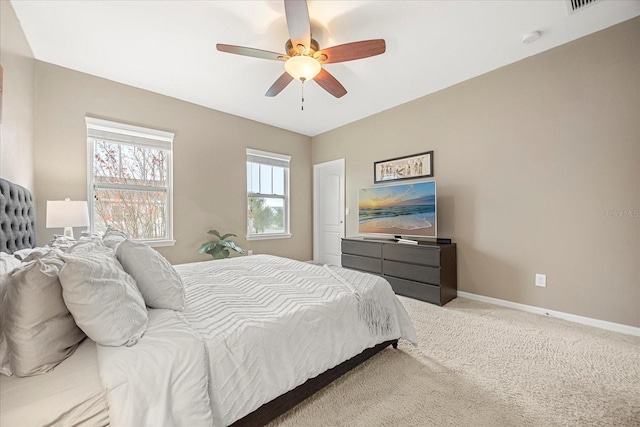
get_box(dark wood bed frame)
[0,178,401,427]
[231,339,399,426]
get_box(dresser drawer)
[386,277,441,305]
[383,244,440,267]
[383,260,440,285]
[342,254,382,274]
[342,240,382,258]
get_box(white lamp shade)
[284,56,321,81]
[46,200,90,228]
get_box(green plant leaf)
[227,241,246,254]
[212,248,230,259]
[206,245,222,257]
[198,242,215,254]
[207,230,222,238]
[217,240,246,254]
[201,229,245,259]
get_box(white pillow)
[20,247,58,263]
[0,253,22,376]
[59,240,148,347]
[102,226,129,250]
[47,234,77,251]
[13,247,48,261]
[0,252,21,274]
[0,253,21,276]
[46,232,101,253]
[3,254,86,377]
[116,240,185,311]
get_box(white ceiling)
[11,1,640,137]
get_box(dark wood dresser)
[341,237,457,306]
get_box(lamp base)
[63,227,75,240]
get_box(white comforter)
[97,255,417,427]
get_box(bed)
[0,177,417,426]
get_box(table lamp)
[46,198,90,239]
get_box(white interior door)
[313,159,345,265]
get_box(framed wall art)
[374,151,433,183]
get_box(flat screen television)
[358,180,436,239]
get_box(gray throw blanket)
[322,264,394,336]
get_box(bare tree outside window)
[92,140,169,239]
[87,117,173,243]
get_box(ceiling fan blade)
[314,68,347,98]
[265,72,294,97]
[316,39,386,64]
[217,44,286,61]
[284,0,311,51]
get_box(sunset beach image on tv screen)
[359,181,436,238]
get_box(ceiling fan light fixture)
[284,55,321,81]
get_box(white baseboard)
[457,291,640,337]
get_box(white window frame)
[246,148,291,241]
[86,117,175,247]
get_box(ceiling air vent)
[566,0,600,14]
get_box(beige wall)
[0,0,35,190]
[34,62,312,264]
[313,18,640,328]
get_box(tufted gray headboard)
[0,178,36,253]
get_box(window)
[246,148,291,240]
[86,117,174,246]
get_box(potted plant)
[199,230,246,259]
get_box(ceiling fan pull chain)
[301,77,306,111]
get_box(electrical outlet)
[346,208,350,216]
[247,250,253,256]
[535,274,546,287]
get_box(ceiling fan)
[216,0,386,99]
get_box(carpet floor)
[270,297,640,427]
